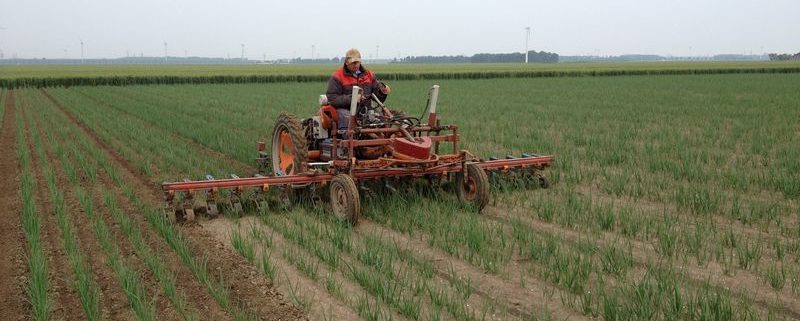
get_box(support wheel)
[330,174,360,225]
[456,163,489,212]
[271,112,308,177]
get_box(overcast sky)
[1,0,798,59]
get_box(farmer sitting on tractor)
[326,48,391,130]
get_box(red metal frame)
[162,111,553,200]
[162,154,553,194]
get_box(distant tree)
[768,52,800,61]
[394,50,558,64]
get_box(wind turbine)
[525,27,531,63]
[0,26,6,59]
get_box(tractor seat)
[318,105,339,129]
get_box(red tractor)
[163,85,553,224]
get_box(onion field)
[2,69,799,321]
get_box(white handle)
[350,86,361,115]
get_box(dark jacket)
[326,64,388,109]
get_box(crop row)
[15,91,50,321]
[30,91,205,321]
[20,88,280,320]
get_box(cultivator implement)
[162,85,554,224]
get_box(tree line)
[768,52,800,61]
[394,50,559,64]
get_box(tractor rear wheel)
[456,163,489,212]
[330,174,360,225]
[271,112,308,176]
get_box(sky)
[1,0,798,60]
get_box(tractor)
[162,85,553,224]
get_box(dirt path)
[41,89,304,321]
[0,91,28,321]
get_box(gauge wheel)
[330,174,360,225]
[456,163,490,212]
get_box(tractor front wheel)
[330,174,360,225]
[456,163,489,212]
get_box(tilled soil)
[0,91,28,321]
[25,98,142,320]
[42,89,304,321]
[18,94,89,321]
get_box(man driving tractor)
[326,48,391,130]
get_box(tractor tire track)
[0,90,30,321]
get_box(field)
[1,66,799,321]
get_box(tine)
[183,202,195,221]
[206,200,219,217]
[521,153,531,158]
[489,156,499,161]
[230,174,240,179]
[164,203,177,223]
